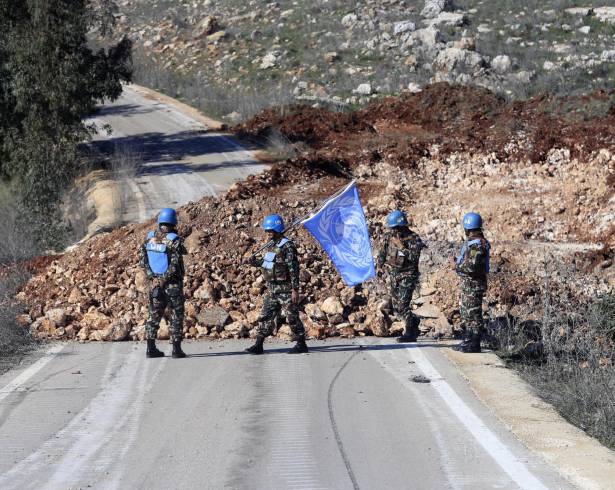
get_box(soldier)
[378,210,425,343]
[453,212,490,353]
[139,207,187,359]
[245,214,308,355]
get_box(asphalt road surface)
[88,85,265,223]
[0,339,574,489]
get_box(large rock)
[320,296,344,315]
[366,312,389,337]
[45,308,67,328]
[394,20,416,35]
[425,12,466,27]
[411,27,444,48]
[353,83,374,96]
[491,55,512,73]
[194,280,216,300]
[83,309,111,331]
[341,13,358,28]
[197,305,229,328]
[421,0,454,19]
[595,7,615,25]
[434,48,484,72]
[192,16,219,39]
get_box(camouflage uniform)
[139,230,187,342]
[378,227,425,335]
[455,231,490,336]
[256,237,305,339]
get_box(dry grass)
[490,290,615,450]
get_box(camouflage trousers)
[257,289,305,339]
[390,272,419,333]
[146,281,184,341]
[459,277,487,336]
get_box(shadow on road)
[186,341,451,358]
[91,130,261,164]
[95,104,157,118]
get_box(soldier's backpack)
[145,231,179,275]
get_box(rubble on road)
[18,84,615,342]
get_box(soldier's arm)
[377,235,389,267]
[285,243,300,290]
[161,239,183,282]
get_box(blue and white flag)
[302,181,375,286]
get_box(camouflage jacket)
[139,230,187,283]
[378,227,425,276]
[455,231,490,281]
[256,237,300,291]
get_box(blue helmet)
[386,210,408,228]
[158,208,177,226]
[463,212,482,230]
[263,214,284,233]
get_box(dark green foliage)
[0,0,132,249]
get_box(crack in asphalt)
[327,350,361,490]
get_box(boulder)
[260,52,278,69]
[305,303,326,320]
[192,16,219,39]
[225,321,249,337]
[45,308,67,328]
[434,48,484,72]
[394,20,416,35]
[425,12,466,27]
[83,309,111,331]
[353,83,374,96]
[320,296,344,315]
[421,0,454,19]
[194,280,216,301]
[366,313,389,337]
[104,323,131,341]
[198,305,230,328]
[341,13,358,28]
[595,7,615,25]
[411,27,444,48]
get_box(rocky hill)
[18,84,615,342]
[107,0,615,120]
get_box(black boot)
[146,339,164,358]
[452,332,471,351]
[397,317,419,343]
[172,339,186,358]
[288,337,309,354]
[246,335,265,355]
[460,333,481,353]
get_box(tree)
[0,0,132,247]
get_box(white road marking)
[0,344,65,404]
[405,346,548,490]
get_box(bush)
[492,293,615,450]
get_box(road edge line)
[0,343,65,403]
[442,347,615,490]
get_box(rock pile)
[18,85,615,342]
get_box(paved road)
[0,339,573,489]
[88,85,265,223]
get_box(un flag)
[302,181,375,286]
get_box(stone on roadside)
[341,13,359,28]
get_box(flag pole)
[245,179,355,261]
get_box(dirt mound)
[236,83,615,165]
[18,84,615,342]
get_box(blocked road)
[0,339,573,489]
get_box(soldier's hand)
[291,289,299,304]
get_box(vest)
[261,238,290,282]
[145,231,179,276]
[456,238,491,274]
